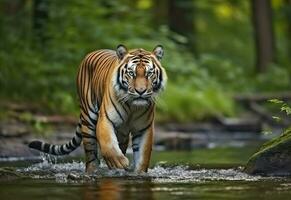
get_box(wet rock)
[0,138,38,158]
[67,172,80,180]
[0,122,30,137]
[245,128,291,176]
[0,167,24,181]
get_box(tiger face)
[115,45,167,106]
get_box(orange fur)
[76,45,167,172]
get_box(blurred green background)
[0,0,290,123]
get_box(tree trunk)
[251,0,275,73]
[168,0,197,56]
[152,0,168,27]
[284,0,291,56]
[33,0,49,45]
[2,0,24,15]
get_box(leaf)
[281,105,291,115]
[272,116,281,122]
[268,99,284,104]
[262,130,273,135]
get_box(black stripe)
[105,108,117,130]
[82,52,99,113]
[84,149,96,153]
[82,134,97,139]
[28,140,42,150]
[81,113,96,127]
[78,122,82,128]
[90,52,103,72]
[152,63,162,91]
[76,131,82,138]
[88,104,97,116]
[60,145,69,154]
[72,137,78,146]
[141,105,154,121]
[52,146,57,155]
[125,101,130,108]
[121,103,129,115]
[79,52,95,106]
[87,51,99,67]
[70,140,76,148]
[80,111,91,125]
[66,143,75,150]
[135,106,151,121]
[117,65,128,91]
[132,147,139,152]
[138,123,152,134]
[81,118,95,130]
[86,158,96,164]
[121,148,127,155]
[44,143,50,153]
[109,93,124,122]
[132,133,142,141]
[88,114,97,125]
[84,148,96,153]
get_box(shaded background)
[1,0,290,121]
[0,0,291,156]
[2,2,291,199]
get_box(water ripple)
[17,159,262,183]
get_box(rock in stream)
[245,128,291,176]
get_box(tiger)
[29,45,167,173]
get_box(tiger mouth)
[131,96,150,104]
[135,97,147,100]
[133,96,152,102]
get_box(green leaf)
[268,99,284,104]
[281,105,291,115]
[272,116,281,122]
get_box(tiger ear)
[153,45,164,61]
[116,44,128,60]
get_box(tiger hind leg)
[80,120,100,173]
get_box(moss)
[259,128,291,151]
[245,128,291,176]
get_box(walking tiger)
[29,45,167,173]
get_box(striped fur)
[29,45,167,173]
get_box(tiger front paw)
[101,147,129,169]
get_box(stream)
[0,126,289,199]
[1,152,291,200]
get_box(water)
[1,156,291,200]
[2,178,291,200]
[17,160,259,182]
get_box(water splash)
[17,157,262,183]
[149,165,261,182]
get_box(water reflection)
[82,179,154,200]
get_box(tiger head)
[114,45,167,106]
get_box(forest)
[1,1,291,199]
[1,0,290,123]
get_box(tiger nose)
[135,88,146,95]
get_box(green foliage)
[157,82,235,122]
[0,0,290,122]
[268,99,291,121]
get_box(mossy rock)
[245,128,291,176]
